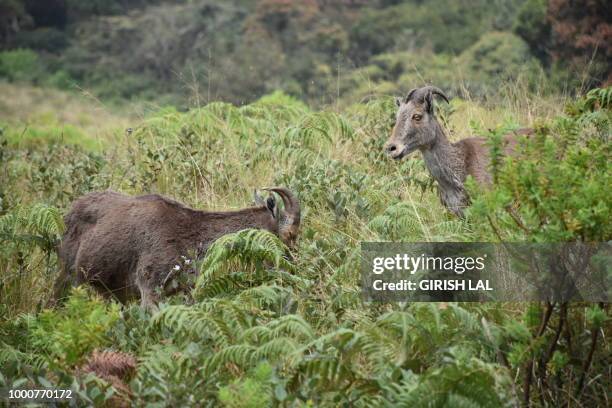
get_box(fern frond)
[194,229,295,299]
[203,344,258,375]
[0,204,63,251]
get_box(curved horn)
[403,88,418,104]
[263,187,301,224]
[421,86,450,104]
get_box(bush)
[469,87,611,241]
[26,288,121,368]
[218,362,273,408]
[513,0,550,61]
[0,49,43,83]
[466,89,611,406]
[44,69,74,89]
[456,32,542,94]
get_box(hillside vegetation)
[0,1,610,406]
[1,85,610,406]
[0,82,132,150]
[1,0,610,106]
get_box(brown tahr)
[55,187,300,309]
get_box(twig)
[538,302,555,337]
[538,302,567,404]
[575,303,604,398]
[505,204,530,234]
[486,214,504,241]
[523,302,555,407]
[541,302,566,367]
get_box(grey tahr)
[384,85,532,217]
[55,187,300,309]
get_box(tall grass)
[0,84,608,407]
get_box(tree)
[547,0,612,86]
[515,0,612,87]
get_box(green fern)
[0,203,63,250]
[194,229,297,300]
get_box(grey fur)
[385,85,532,217]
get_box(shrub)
[44,69,74,89]
[466,88,611,406]
[0,288,120,370]
[0,203,64,315]
[469,87,611,241]
[218,362,273,408]
[0,49,43,83]
[513,0,550,61]
[456,32,542,95]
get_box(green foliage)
[513,0,550,60]
[1,88,609,407]
[12,28,70,53]
[0,49,43,82]
[0,203,64,315]
[585,304,607,329]
[567,87,612,116]
[44,69,74,89]
[0,203,64,249]
[465,89,611,406]
[0,289,123,407]
[456,32,542,94]
[2,121,97,150]
[2,0,583,106]
[0,288,119,375]
[374,356,515,407]
[218,362,273,408]
[349,0,523,61]
[1,139,106,207]
[256,90,309,111]
[194,229,305,300]
[469,87,611,241]
[21,287,120,368]
[368,201,464,242]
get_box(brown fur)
[55,188,300,308]
[455,128,533,185]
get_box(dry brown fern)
[77,349,137,408]
[81,349,137,379]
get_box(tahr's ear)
[266,196,276,218]
[424,92,434,114]
[395,97,402,108]
[253,189,266,206]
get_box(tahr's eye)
[412,114,422,121]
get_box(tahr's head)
[384,86,450,159]
[253,187,301,248]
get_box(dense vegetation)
[0,1,610,406]
[1,0,610,106]
[0,81,610,406]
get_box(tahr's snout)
[384,139,404,159]
[385,142,398,154]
